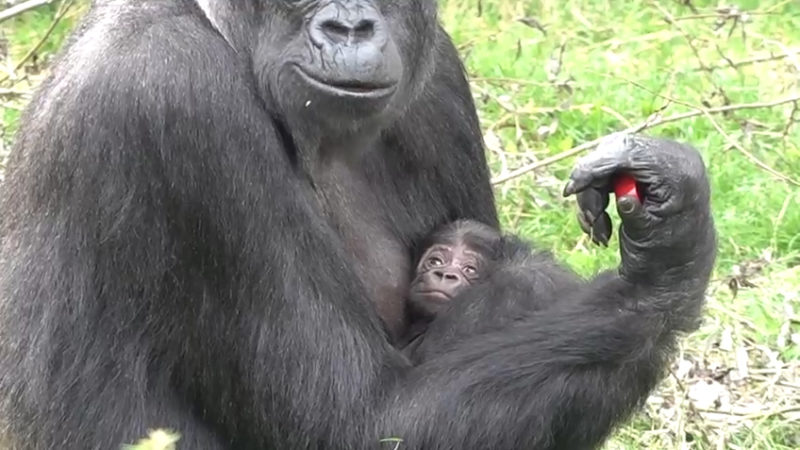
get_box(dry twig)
[0,0,53,24]
[0,0,76,83]
[491,95,800,185]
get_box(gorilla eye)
[463,265,477,276]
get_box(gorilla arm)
[379,135,716,450]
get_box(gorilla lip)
[294,66,398,100]
[417,290,452,301]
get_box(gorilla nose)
[310,5,387,48]
[320,19,375,44]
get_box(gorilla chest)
[312,160,411,339]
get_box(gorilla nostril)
[321,20,351,43]
[353,20,375,40]
[318,19,377,45]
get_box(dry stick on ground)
[0,0,53,24]
[490,94,800,185]
[0,88,29,97]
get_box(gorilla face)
[253,0,438,136]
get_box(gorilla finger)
[564,133,636,198]
[591,212,612,247]
[563,163,616,197]
[577,211,592,235]
[576,188,610,223]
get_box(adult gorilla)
[0,1,715,449]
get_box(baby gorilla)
[398,220,576,363]
[399,220,502,350]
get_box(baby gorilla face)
[407,220,501,320]
[411,243,483,306]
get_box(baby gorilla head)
[409,220,502,320]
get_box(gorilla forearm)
[381,138,716,449]
[382,265,710,449]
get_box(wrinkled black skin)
[0,0,715,449]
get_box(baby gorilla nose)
[432,269,464,286]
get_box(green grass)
[1,0,799,449]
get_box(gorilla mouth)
[418,290,452,301]
[294,66,398,99]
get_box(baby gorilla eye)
[428,256,444,266]
[463,265,478,275]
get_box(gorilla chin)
[282,60,403,138]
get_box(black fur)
[403,225,580,363]
[0,1,715,449]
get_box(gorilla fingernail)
[618,197,637,215]
[562,181,576,197]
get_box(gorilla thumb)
[616,195,647,230]
[617,196,639,215]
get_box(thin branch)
[671,11,777,22]
[651,1,711,72]
[0,88,30,97]
[782,101,799,139]
[695,405,800,420]
[0,0,76,83]
[491,95,800,185]
[590,71,800,186]
[698,49,800,71]
[0,0,53,24]
[700,106,800,186]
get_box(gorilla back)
[0,1,715,449]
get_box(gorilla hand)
[563,133,715,283]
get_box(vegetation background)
[1,0,798,449]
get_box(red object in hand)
[613,175,642,202]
